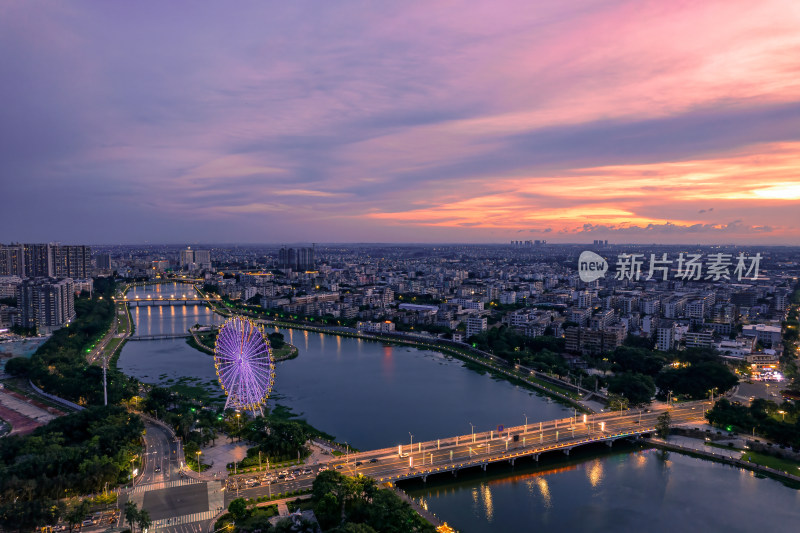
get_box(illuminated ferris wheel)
[214,316,275,415]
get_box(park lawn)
[272,344,296,360]
[103,337,123,356]
[742,450,800,473]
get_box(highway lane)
[139,422,183,486]
[227,403,709,502]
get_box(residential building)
[684,330,714,348]
[15,278,75,334]
[741,324,782,347]
[656,321,676,351]
[0,276,22,299]
[465,316,487,339]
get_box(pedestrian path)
[207,481,225,516]
[149,509,218,530]
[128,478,201,494]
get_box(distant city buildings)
[179,247,212,271]
[278,246,315,271]
[95,253,112,270]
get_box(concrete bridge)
[228,402,709,505]
[128,333,193,341]
[117,296,221,307]
[124,278,204,288]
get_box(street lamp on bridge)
[469,422,475,443]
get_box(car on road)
[335,464,343,469]
[369,458,378,463]
[301,469,312,475]
[279,470,289,476]
[285,474,296,481]
[154,466,161,472]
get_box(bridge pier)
[508,458,515,466]
[481,463,487,471]
[563,447,571,456]
[422,475,427,483]
[606,439,614,447]
[532,454,539,461]
[452,469,458,478]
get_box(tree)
[136,509,152,532]
[269,332,286,349]
[124,500,139,531]
[656,411,671,439]
[228,497,248,522]
[607,373,655,405]
[606,393,629,411]
[339,523,378,533]
[66,499,90,532]
[655,361,738,400]
[315,492,342,530]
[4,357,32,377]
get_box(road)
[227,402,709,504]
[140,422,183,485]
[120,421,223,532]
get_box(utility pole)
[103,356,108,406]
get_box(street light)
[523,413,527,434]
[409,433,413,455]
[778,410,786,421]
[469,422,475,443]
[196,451,201,471]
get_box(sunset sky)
[1,0,799,244]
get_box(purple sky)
[1,1,799,244]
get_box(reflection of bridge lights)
[535,477,552,508]
[587,459,603,487]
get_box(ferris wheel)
[214,316,275,415]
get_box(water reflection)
[405,448,800,533]
[586,459,604,488]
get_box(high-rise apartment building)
[23,243,53,277]
[180,247,195,269]
[0,245,25,276]
[0,243,91,278]
[194,249,211,270]
[95,253,112,270]
[278,246,315,271]
[52,245,91,278]
[15,278,75,334]
[180,247,211,271]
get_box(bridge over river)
[226,402,708,501]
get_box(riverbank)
[643,436,800,485]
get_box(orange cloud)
[365,141,800,240]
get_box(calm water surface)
[404,445,800,533]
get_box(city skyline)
[2,1,800,244]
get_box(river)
[116,282,800,532]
